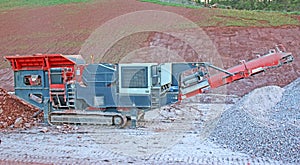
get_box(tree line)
[197,0,299,12]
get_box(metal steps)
[66,84,76,109]
[151,87,161,109]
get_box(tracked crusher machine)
[5,45,294,128]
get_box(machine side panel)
[76,85,117,108]
[171,63,197,86]
[160,63,172,86]
[118,94,151,107]
[14,70,50,109]
[76,64,117,108]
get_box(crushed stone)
[209,79,300,163]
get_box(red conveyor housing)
[179,45,294,100]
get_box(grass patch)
[219,9,299,26]
[0,0,92,11]
[286,11,300,15]
[139,0,202,9]
[202,10,299,27]
[140,1,299,27]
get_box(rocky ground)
[0,88,41,129]
[0,78,299,164]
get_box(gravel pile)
[270,78,300,126]
[209,79,300,163]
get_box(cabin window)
[24,75,42,86]
[121,67,148,88]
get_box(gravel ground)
[0,127,285,165]
[0,75,298,164]
[0,96,286,165]
[209,79,300,163]
[1,80,298,164]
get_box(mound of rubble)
[209,78,300,163]
[0,88,41,129]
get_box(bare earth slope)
[0,0,299,94]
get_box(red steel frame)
[5,54,76,102]
[5,54,75,71]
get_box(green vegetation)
[139,0,202,9]
[286,11,300,15]
[0,0,91,11]
[140,0,299,27]
[209,0,299,13]
[217,9,299,26]
[203,9,299,27]
[141,0,299,14]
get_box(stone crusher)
[5,45,294,128]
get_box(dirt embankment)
[0,27,300,96]
[0,0,299,95]
[204,26,300,96]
